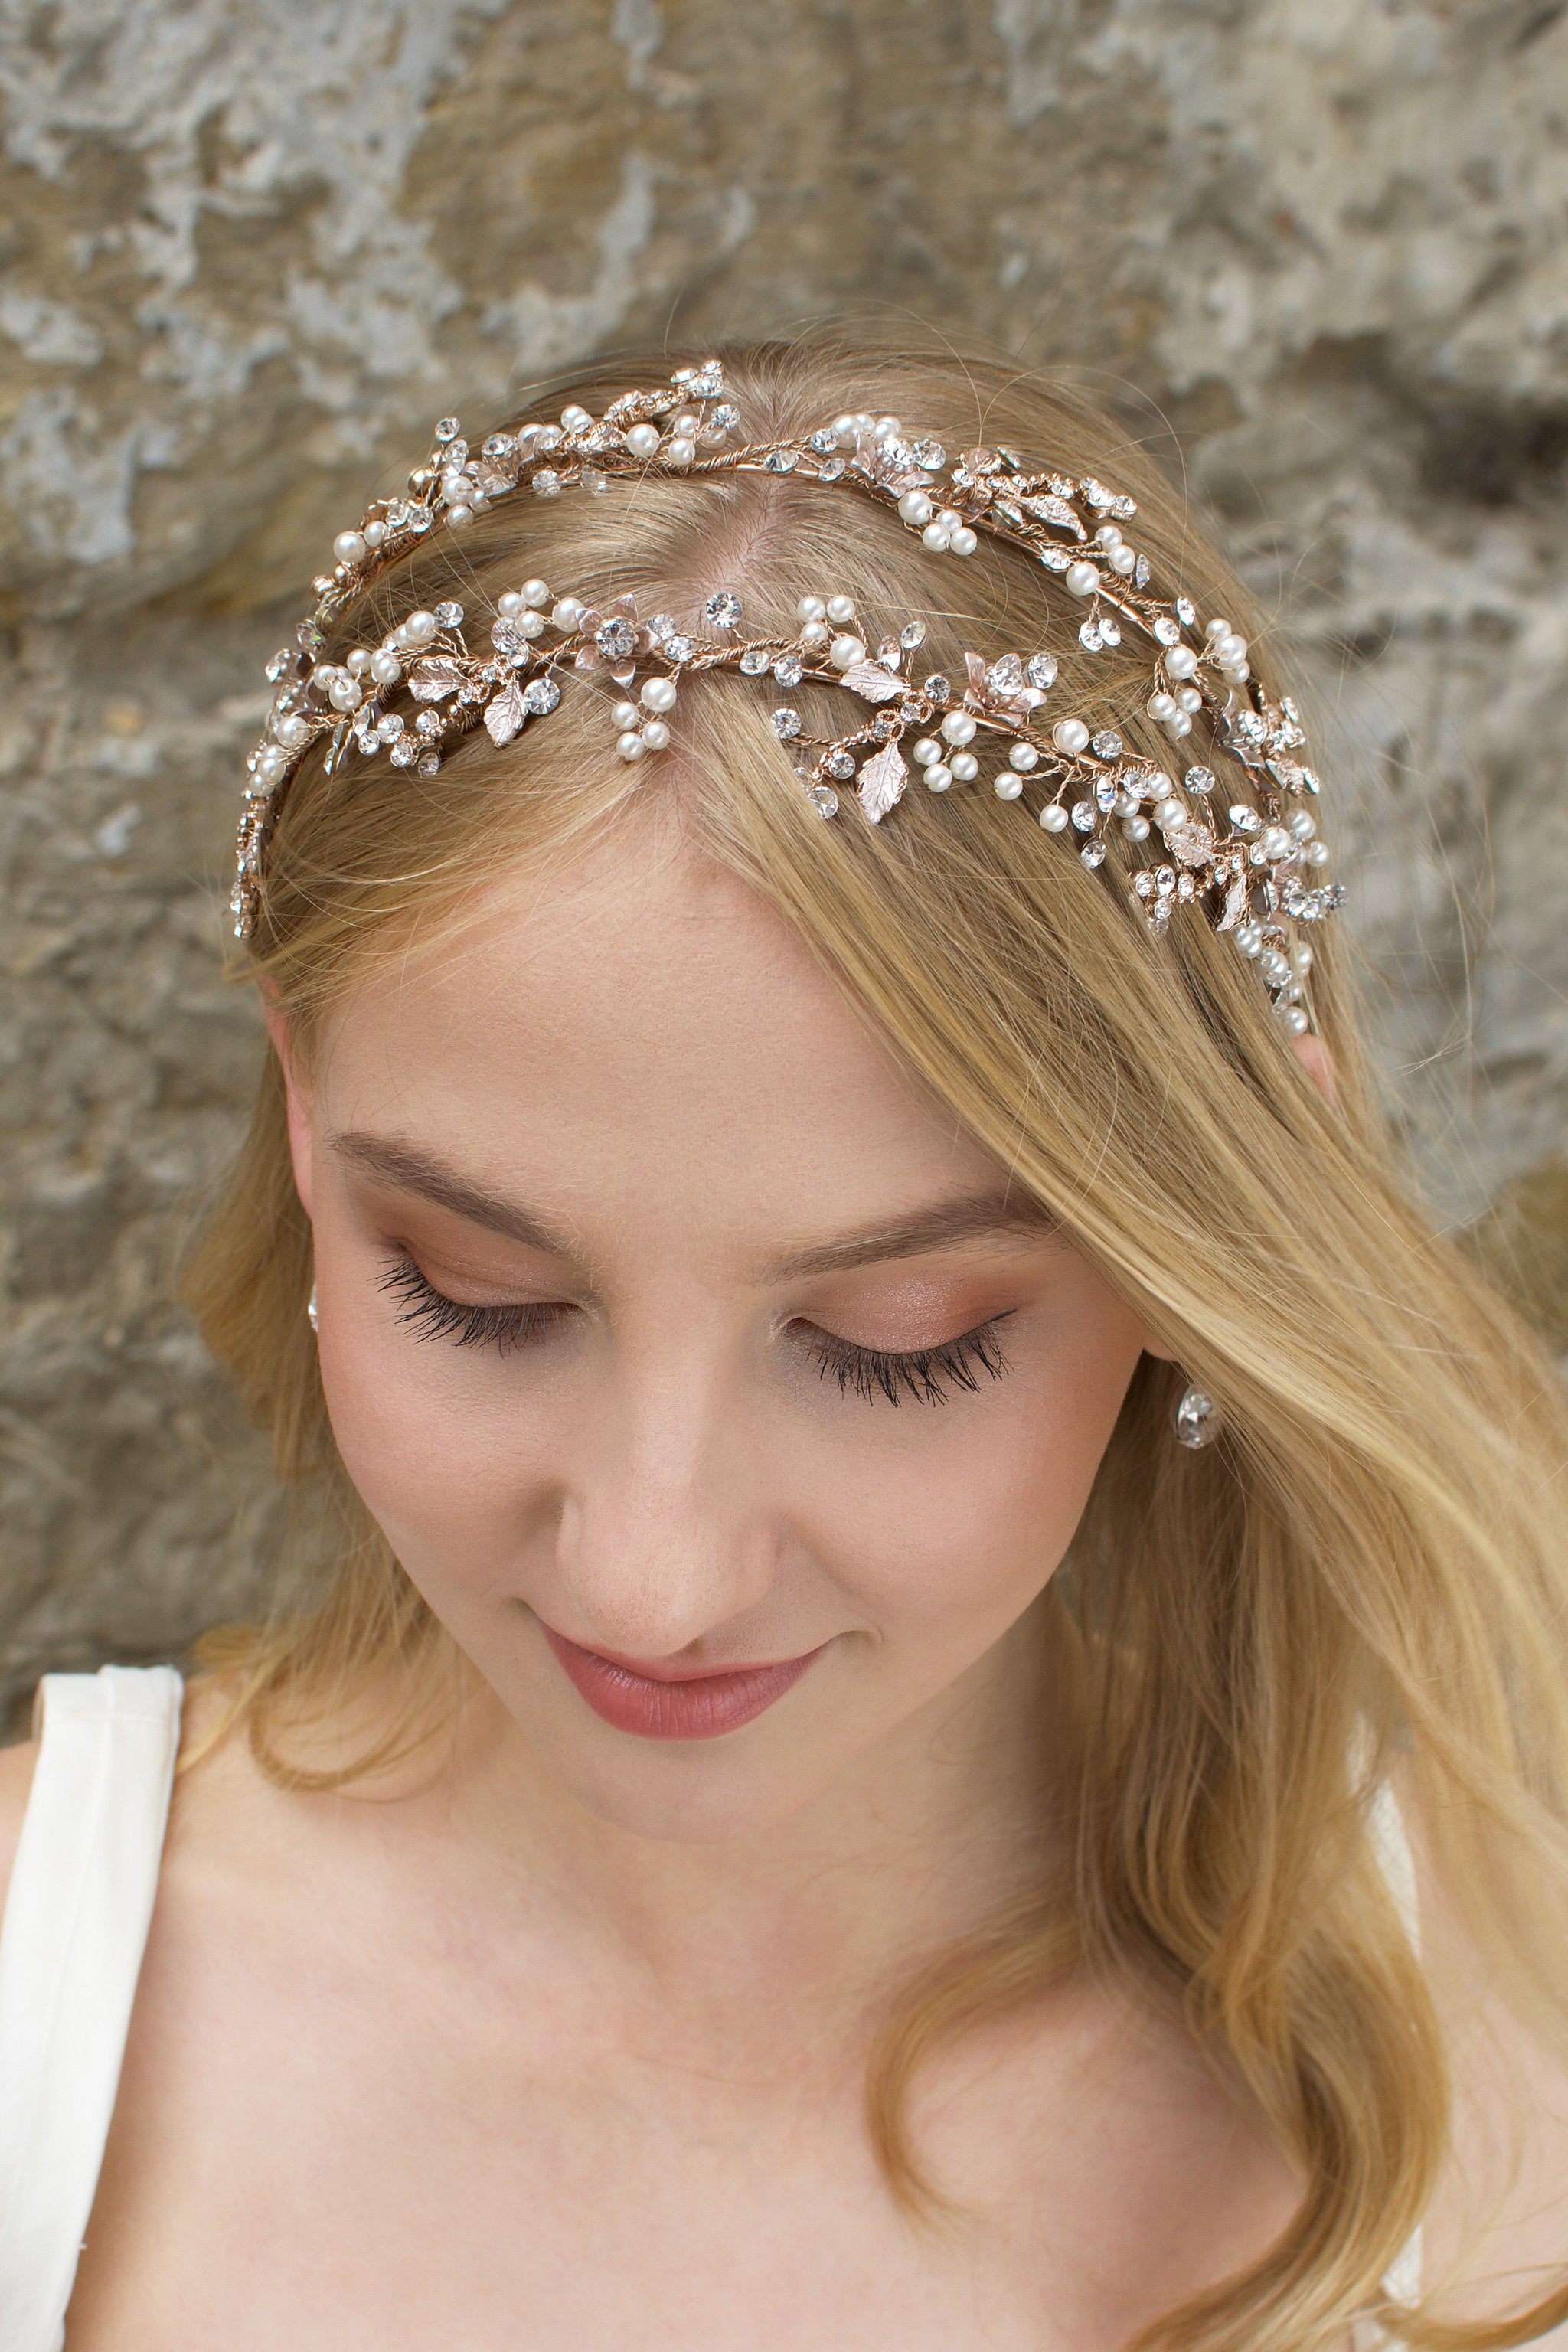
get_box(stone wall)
[3,0,1566,1727]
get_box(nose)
[552,1348,776,1661]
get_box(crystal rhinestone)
[1026,654,1058,691]
[988,655,1024,695]
[764,449,799,473]
[922,673,952,701]
[1175,597,1197,626]
[818,456,847,481]
[384,501,409,529]
[773,652,804,687]
[808,784,839,818]
[443,439,469,466]
[880,437,915,470]
[435,601,464,628]
[826,750,856,779]
[1078,621,1105,652]
[1229,805,1262,833]
[1173,1388,1217,1449]
[418,751,441,777]
[740,648,769,675]
[646,613,677,642]
[390,738,417,767]
[1134,556,1152,590]
[596,619,638,662]
[900,622,926,650]
[416,710,443,737]
[264,648,292,681]
[900,700,924,722]
[1154,617,1181,645]
[376,714,404,740]
[482,434,515,460]
[688,363,724,397]
[713,403,740,432]
[1080,838,1108,867]
[491,621,521,656]
[773,708,802,740]
[1095,773,1119,812]
[1184,766,1216,794]
[435,417,461,443]
[871,714,897,738]
[533,470,561,498]
[407,508,433,533]
[1099,616,1121,647]
[1070,800,1096,831]
[582,469,609,495]
[522,677,561,715]
[662,635,695,664]
[911,439,946,469]
[807,428,838,455]
[1156,865,1178,896]
[1091,731,1123,760]
[1038,547,1070,572]
[704,592,743,629]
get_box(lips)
[542,1625,825,1741]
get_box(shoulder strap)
[0,1665,183,2352]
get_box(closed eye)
[802,1312,1015,1406]
[379,1254,573,1355]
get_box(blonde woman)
[1,339,1565,2350]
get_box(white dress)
[0,1664,1422,2350]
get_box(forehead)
[315,815,1005,1233]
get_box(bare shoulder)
[0,1731,41,1914]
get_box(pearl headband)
[235,361,1343,1036]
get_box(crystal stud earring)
[1173,1383,1218,1449]
[306,1282,319,1334]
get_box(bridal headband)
[234,360,1343,1035]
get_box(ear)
[263,994,317,1222]
[1291,1030,1338,1106]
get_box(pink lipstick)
[542,1625,824,1740]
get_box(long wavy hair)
[185,335,1568,2351]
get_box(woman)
[1,337,1564,2350]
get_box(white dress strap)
[0,1664,184,2352]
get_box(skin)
[0,808,1561,2347]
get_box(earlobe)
[1291,1031,1338,1106]
[263,998,317,1221]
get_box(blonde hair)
[187,335,1568,2350]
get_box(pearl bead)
[1148,693,1178,722]
[1065,561,1100,597]
[345,648,371,675]
[924,764,952,792]
[256,748,286,781]
[897,490,933,527]
[1166,645,1198,679]
[993,773,1024,800]
[1205,616,1233,640]
[1155,798,1185,828]
[1122,814,1151,841]
[517,611,545,639]
[440,470,466,500]
[1039,802,1070,832]
[1222,662,1250,684]
[522,580,550,608]
[624,423,661,458]
[831,413,859,447]
[1214,633,1248,667]
[940,710,977,745]
[1280,1004,1310,1036]
[333,529,368,567]
[1288,810,1317,842]
[922,521,952,551]
[552,599,583,630]
[1095,525,1122,549]
[829,634,865,670]
[799,620,828,646]
[639,720,671,750]
[612,701,640,730]
[826,594,857,625]
[446,503,473,528]
[403,609,438,645]
[1176,686,1202,714]
[1008,743,1040,772]
[498,591,523,619]
[640,677,678,712]
[873,414,901,441]
[560,403,593,433]
[274,714,309,748]
[1292,942,1314,975]
[1109,544,1137,576]
[616,731,645,762]
[949,750,978,781]
[1053,718,1090,754]
[362,521,386,549]
[1236,926,1263,956]
[1303,840,1330,866]
[798,596,826,622]
[666,436,696,468]
[949,525,978,557]
[369,652,401,687]
[328,677,361,710]
[1168,710,1192,737]
[851,412,874,436]
[912,737,942,766]
[671,410,700,436]
[1261,825,1292,860]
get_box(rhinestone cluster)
[236,361,1344,1039]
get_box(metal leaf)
[1021,495,1086,541]
[1217,874,1252,932]
[484,678,526,746]
[841,663,903,704]
[410,657,462,702]
[858,741,907,824]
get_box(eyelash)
[379,1256,569,1356]
[381,1255,1015,1409]
[805,1314,1014,1408]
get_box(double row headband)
[236,360,1343,1036]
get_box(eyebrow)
[331,1130,1058,1280]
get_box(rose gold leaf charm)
[858,740,906,823]
[1021,495,1086,541]
[485,678,526,746]
[1217,874,1251,930]
[841,663,904,704]
[410,657,462,702]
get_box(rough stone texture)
[3,0,1566,1727]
